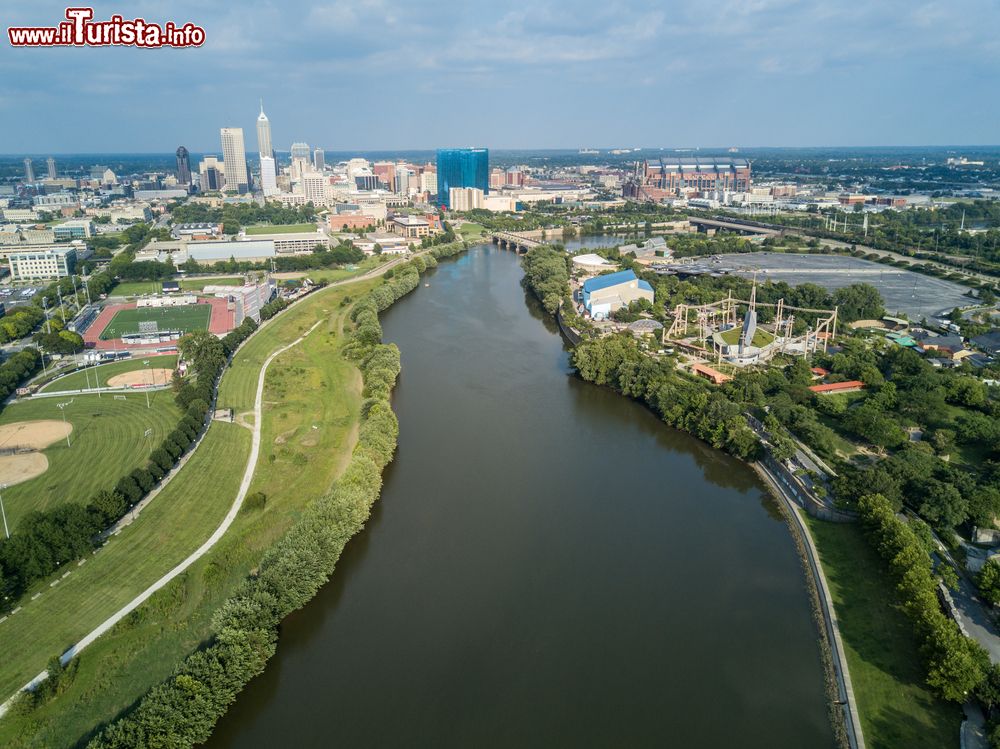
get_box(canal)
[208,244,835,748]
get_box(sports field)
[40,356,178,393]
[99,304,212,340]
[0,392,181,526]
[245,223,316,235]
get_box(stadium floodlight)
[0,483,8,539]
[56,399,74,447]
[143,360,151,409]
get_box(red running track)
[83,299,235,351]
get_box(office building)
[290,142,311,161]
[257,101,274,159]
[301,172,327,204]
[420,169,437,194]
[626,158,751,200]
[176,146,192,185]
[259,155,278,196]
[53,219,95,240]
[436,148,489,208]
[46,157,56,180]
[373,161,396,191]
[23,158,34,183]
[449,187,485,211]
[313,148,325,171]
[200,157,225,192]
[220,127,250,194]
[395,165,413,195]
[8,246,77,281]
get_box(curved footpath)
[755,461,866,749]
[0,255,414,718]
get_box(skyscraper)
[436,148,489,208]
[220,128,249,194]
[175,146,192,185]
[259,156,278,196]
[23,158,34,183]
[256,101,273,159]
[46,157,56,180]
[290,142,310,162]
[313,148,325,172]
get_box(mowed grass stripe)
[39,356,178,393]
[0,393,181,527]
[99,304,212,340]
[0,422,250,699]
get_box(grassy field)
[244,223,316,235]
[718,326,775,346]
[0,275,383,748]
[111,278,243,296]
[99,304,212,340]
[39,356,178,393]
[459,222,485,238]
[805,518,962,749]
[109,281,163,297]
[0,393,181,527]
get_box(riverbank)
[0,250,447,746]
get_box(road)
[0,249,428,716]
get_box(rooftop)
[582,269,653,294]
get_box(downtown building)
[625,157,751,200]
[436,148,489,208]
[220,127,250,194]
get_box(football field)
[99,304,213,340]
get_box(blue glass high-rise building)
[436,148,489,208]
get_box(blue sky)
[3,0,999,152]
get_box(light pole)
[143,360,150,409]
[0,483,8,539]
[56,399,73,447]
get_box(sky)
[2,0,999,153]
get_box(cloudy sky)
[3,0,999,153]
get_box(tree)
[832,283,885,322]
[979,559,1000,606]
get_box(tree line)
[0,320,261,611]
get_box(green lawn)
[805,518,962,749]
[99,304,211,340]
[244,223,316,235]
[0,393,181,527]
[459,222,485,238]
[39,356,178,393]
[0,423,250,705]
[111,277,243,296]
[109,281,163,297]
[179,276,242,291]
[719,326,775,347]
[0,275,383,748]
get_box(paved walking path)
[0,317,323,717]
[0,248,427,717]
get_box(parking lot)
[711,252,974,320]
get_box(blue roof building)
[581,270,654,319]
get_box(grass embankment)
[0,277,380,749]
[805,518,962,749]
[0,393,180,526]
[718,326,775,347]
[244,223,316,235]
[458,222,485,239]
[39,355,178,393]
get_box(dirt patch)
[107,368,173,388]
[0,452,49,485]
[0,420,72,450]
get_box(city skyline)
[3,0,1000,152]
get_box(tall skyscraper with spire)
[256,100,273,159]
[220,127,249,194]
[46,157,56,179]
[175,146,192,186]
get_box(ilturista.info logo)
[7,7,205,48]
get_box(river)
[208,243,835,748]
